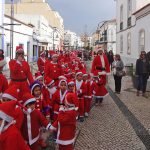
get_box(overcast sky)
[48,0,116,36]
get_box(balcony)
[127,17,131,27]
[120,22,123,30]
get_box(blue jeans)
[137,74,148,93]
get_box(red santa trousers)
[59,144,73,150]
[78,98,84,117]
[84,97,92,113]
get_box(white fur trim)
[58,76,67,80]
[68,81,75,85]
[35,76,43,81]
[58,80,67,87]
[31,83,40,93]
[0,111,14,122]
[76,72,83,77]
[50,125,57,131]
[98,71,106,75]
[56,138,75,145]
[40,51,45,56]
[46,123,51,130]
[52,54,58,58]
[23,98,36,106]
[2,93,17,100]
[94,93,109,98]
[83,74,88,77]
[0,60,6,67]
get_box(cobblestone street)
[74,75,150,150]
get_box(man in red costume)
[91,48,110,85]
[9,46,34,101]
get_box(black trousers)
[114,75,122,92]
[137,74,148,93]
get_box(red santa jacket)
[0,73,8,96]
[75,80,87,99]
[21,109,51,145]
[91,54,110,75]
[37,57,46,74]
[50,107,77,145]
[9,59,34,83]
[84,80,93,99]
[0,125,30,150]
[92,76,108,98]
[44,61,62,81]
[51,89,68,115]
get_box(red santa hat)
[58,79,67,87]
[65,93,78,110]
[35,72,43,80]
[83,73,88,77]
[67,79,75,86]
[76,71,83,78]
[0,59,6,68]
[30,81,41,94]
[2,86,19,101]
[58,75,67,80]
[22,93,36,106]
[49,50,58,58]
[0,101,16,123]
[16,46,24,53]
[44,77,54,87]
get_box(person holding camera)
[9,46,34,102]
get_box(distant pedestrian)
[136,51,149,98]
[112,54,124,94]
[108,50,114,70]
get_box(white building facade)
[3,15,33,66]
[116,0,150,65]
[97,19,116,54]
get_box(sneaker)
[142,93,148,98]
[79,117,84,122]
[85,112,89,117]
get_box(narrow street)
[74,75,150,150]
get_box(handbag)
[117,70,126,76]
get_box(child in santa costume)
[9,46,34,102]
[0,101,31,150]
[0,59,8,99]
[83,74,92,117]
[34,71,43,86]
[44,52,63,86]
[92,73,109,106]
[50,93,78,150]
[21,92,51,150]
[30,81,50,120]
[51,79,68,122]
[1,86,24,130]
[75,72,87,122]
[37,51,46,75]
[91,49,110,85]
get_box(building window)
[128,0,132,17]
[120,5,123,30]
[120,35,123,53]
[127,33,131,55]
[139,29,145,52]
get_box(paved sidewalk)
[75,75,150,150]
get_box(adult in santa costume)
[0,101,31,150]
[44,52,62,86]
[2,86,24,130]
[9,46,34,101]
[37,50,46,75]
[0,59,8,99]
[50,93,78,150]
[91,48,110,85]
[21,92,51,150]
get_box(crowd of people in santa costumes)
[0,46,110,150]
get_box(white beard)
[48,87,57,94]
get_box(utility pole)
[10,0,14,59]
